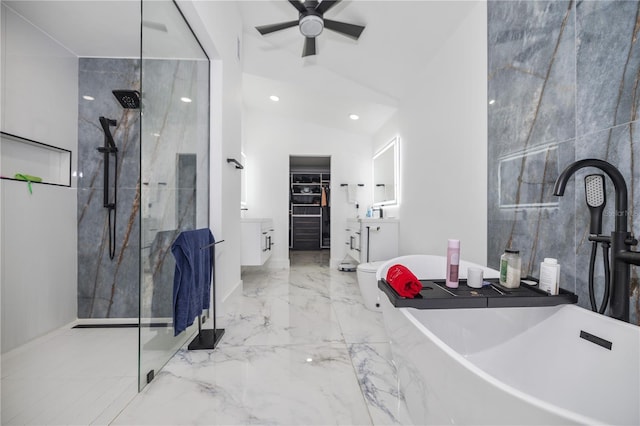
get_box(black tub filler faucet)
[553,158,640,322]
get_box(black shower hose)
[588,240,610,314]
[107,152,118,261]
[108,207,116,260]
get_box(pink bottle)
[446,239,460,288]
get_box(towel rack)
[226,158,244,169]
[200,239,225,250]
[188,239,225,350]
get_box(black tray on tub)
[378,277,578,310]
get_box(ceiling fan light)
[299,15,323,38]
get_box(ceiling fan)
[256,0,365,57]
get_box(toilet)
[356,261,386,312]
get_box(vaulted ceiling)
[4,0,476,136]
[237,0,476,135]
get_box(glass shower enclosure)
[1,1,210,411]
[138,0,210,390]
[76,0,211,392]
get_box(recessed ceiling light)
[489,99,496,105]
[270,95,280,102]
[349,114,359,120]
[180,97,192,103]
[82,95,95,101]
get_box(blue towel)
[171,228,214,336]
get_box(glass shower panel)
[139,0,210,391]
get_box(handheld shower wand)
[585,174,606,235]
[584,174,610,313]
[97,117,118,260]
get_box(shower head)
[112,90,140,109]
[585,174,606,235]
[585,174,606,208]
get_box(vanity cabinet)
[345,218,398,264]
[241,218,274,266]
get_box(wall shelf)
[0,132,72,187]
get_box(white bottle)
[539,258,560,295]
[499,249,521,288]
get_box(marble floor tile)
[333,298,389,344]
[1,327,137,426]
[217,290,345,347]
[2,250,410,425]
[113,343,372,425]
[115,250,411,425]
[349,343,413,426]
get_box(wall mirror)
[373,137,398,206]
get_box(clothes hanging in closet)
[322,185,330,227]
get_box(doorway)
[289,156,331,266]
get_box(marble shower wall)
[488,0,640,325]
[78,58,208,319]
[78,58,141,319]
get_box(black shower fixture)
[112,90,140,109]
[97,116,118,260]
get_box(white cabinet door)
[241,219,274,266]
[346,219,361,262]
[359,220,398,263]
[345,219,398,264]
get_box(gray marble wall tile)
[488,0,575,156]
[488,0,640,324]
[574,124,639,324]
[78,58,141,319]
[576,0,640,136]
[78,58,209,319]
[487,140,577,286]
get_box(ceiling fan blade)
[323,19,365,40]
[316,0,341,14]
[256,20,299,35]
[288,0,307,13]
[302,37,316,57]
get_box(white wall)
[180,1,245,311]
[373,2,488,265]
[181,0,487,299]
[243,109,373,268]
[1,5,78,352]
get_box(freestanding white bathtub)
[378,255,640,425]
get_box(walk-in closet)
[289,156,330,251]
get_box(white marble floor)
[113,250,412,425]
[1,325,138,425]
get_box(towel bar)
[226,158,244,169]
[200,239,225,250]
